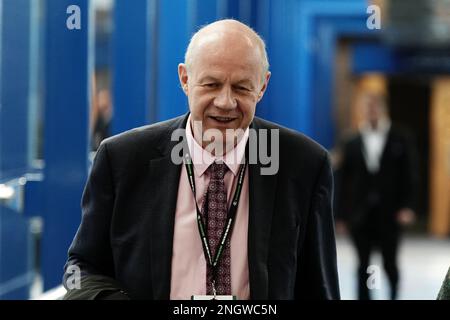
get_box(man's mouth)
[209,116,236,123]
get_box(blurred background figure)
[91,89,113,151]
[335,89,419,300]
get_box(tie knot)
[209,162,228,180]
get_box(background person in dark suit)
[336,91,418,300]
[91,89,113,151]
[63,19,340,300]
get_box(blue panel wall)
[352,42,397,73]
[238,0,372,148]
[0,0,34,300]
[0,207,33,299]
[0,0,30,180]
[190,0,217,27]
[312,14,375,148]
[41,0,90,290]
[112,0,152,133]
[155,0,191,121]
[264,0,301,131]
[352,44,450,75]
[224,0,239,19]
[251,0,271,120]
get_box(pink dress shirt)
[169,115,250,300]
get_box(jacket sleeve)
[63,275,130,300]
[295,153,341,299]
[399,132,420,212]
[63,142,129,300]
[335,141,352,223]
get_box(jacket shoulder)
[252,117,330,180]
[253,117,328,162]
[100,115,186,156]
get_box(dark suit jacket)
[337,126,418,232]
[63,113,340,300]
[437,267,450,300]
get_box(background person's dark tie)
[202,162,231,295]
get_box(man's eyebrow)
[197,76,255,88]
[234,79,255,88]
[235,79,252,85]
[198,76,221,83]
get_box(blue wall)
[112,0,153,134]
[0,0,34,299]
[41,0,91,290]
[0,0,30,180]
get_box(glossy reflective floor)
[337,236,450,300]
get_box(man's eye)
[204,83,219,88]
[236,86,250,92]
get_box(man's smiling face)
[178,22,270,148]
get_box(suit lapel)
[147,114,188,299]
[378,127,393,172]
[247,119,278,299]
[357,134,371,174]
[148,156,180,299]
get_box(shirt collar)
[185,114,249,177]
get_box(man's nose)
[214,86,237,110]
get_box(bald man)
[63,19,340,300]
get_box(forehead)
[190,32,262,80]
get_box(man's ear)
[257,71,271,103]
[178,63,189,95]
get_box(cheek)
[240,100,257,117]
[189,94,211,114]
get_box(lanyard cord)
[184,153,247,272]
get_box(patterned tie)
[202,162,231,295]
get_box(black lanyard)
[184,152,247,284]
